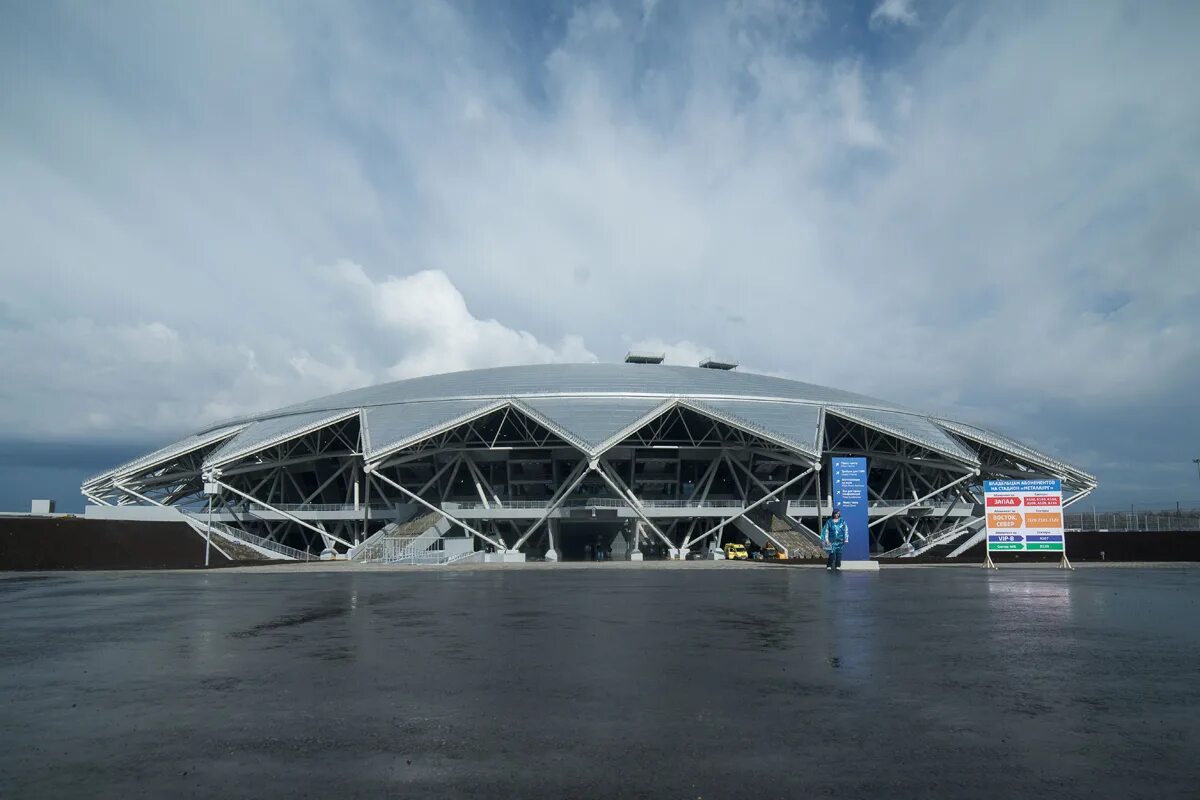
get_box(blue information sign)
[831,457,870,561]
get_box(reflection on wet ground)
[1,566,1198,798]
[230,605,349,638]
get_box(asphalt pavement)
[1,563,1198,799]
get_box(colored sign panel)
[983,479,1065,553]
[831,457,870,561]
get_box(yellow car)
[723,543,749,560]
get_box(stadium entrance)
[555,520,632,561]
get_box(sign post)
[831,457,876,570]
[983,478,1071,570]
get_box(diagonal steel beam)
[512,459,590,550]
[302,459,355,504]
[593,460,674,549]
[688,465,817,550]
[113,482,166,507]
[82,490,114,507]
[208,476,352,549]
[461,454,505,509]
[867,471,978,529]
[365,465,506,552]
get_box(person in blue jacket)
[821,508,849,571]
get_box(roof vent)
[625,352,665,365]
[699,358,738,371]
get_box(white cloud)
[332,261,597,379]
[0,1,1197,502]
[0,264,594,438]
[870,0,918,29]
[833,60,886,149]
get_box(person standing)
[821,508,849,572]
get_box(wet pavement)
[1,564,1198,799]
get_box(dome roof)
[85,363,1095,487]
[206,362,906,429]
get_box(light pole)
[203,474,218,567]
[1194,459,1200,507]
[205,493,213,567]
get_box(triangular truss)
[205,409,361,469]
[936,418,1095,486]
[682,399,822,458]
[512,397,673,456]
[363,399,508,462]
[827,406,980,466]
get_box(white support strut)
[687,465,817,549]
[82,490,114,506]
[867,471,979,529]
[208,476,353,549]
[592,460,676,549]
[366,465,507,552]
[113,482,166,507]
[512,459,590,550]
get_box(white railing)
[641,499,743,509]
[878,519,984,559]
[356,536,474,565]
[787,499,964,510]
[354,535,418,563]
[1064,511,1200,532]
[181,513,316,561]
[398,547,477,566]
[244,502,397,513]
[445,500,553,510]
[444,498,744,511]
[347,526,392,561]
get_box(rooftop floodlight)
[625,352,665,364]
[699,358,738,370]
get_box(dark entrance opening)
[557,520,627,561]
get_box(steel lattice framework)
[81,363,1096,561]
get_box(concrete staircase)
[350,511,452,563]
[179,513,314,561]
[752,508,826,558]
[732,513,823,559]
[876,518,985,559]
[205,535,264,562]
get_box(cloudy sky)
[1,0,1197,511]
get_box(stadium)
[80,359,1097,564]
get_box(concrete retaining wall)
[0,517,275,570]
[882,530,1200,564]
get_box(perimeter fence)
[1066,509,1200,532]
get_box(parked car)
[688,548,725,560]
[723,542,749,560]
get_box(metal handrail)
[357,535,474,565]
[878,519,984,559]
[347,526,391,561]
[641,499,743,508]
[243,502,397,513]
[785,499,964,509]
[181,513,316,561]
[443,498,745,511]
